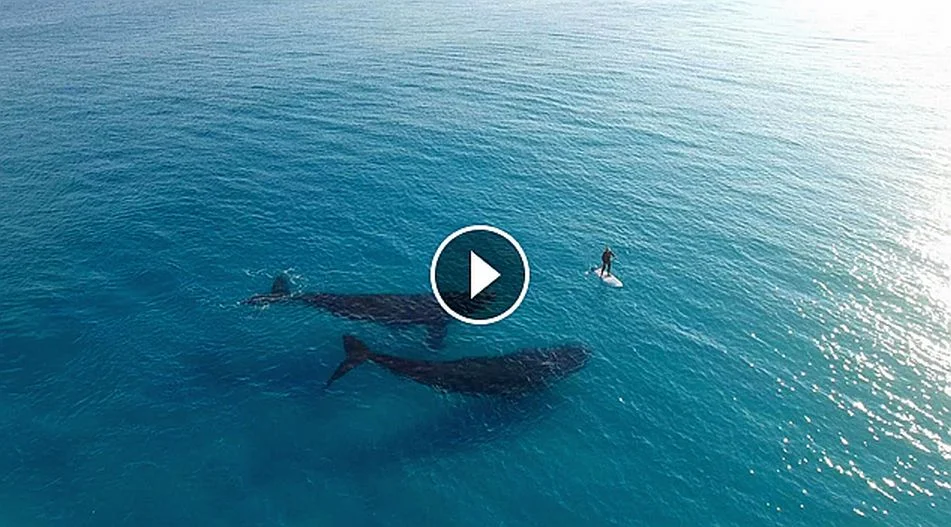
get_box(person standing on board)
[599,246,615,276]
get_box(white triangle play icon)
[469,251,500,299]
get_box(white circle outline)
[429,225,530,326]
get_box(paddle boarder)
[599,246,615,276]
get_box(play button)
[430,225,530,325]
[469,251,500,299]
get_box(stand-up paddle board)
[589,267,623,288]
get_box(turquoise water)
[2,0,950,525]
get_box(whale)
[245,275,493,349]
[326,335,590,396]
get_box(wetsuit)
[600,249,614,276]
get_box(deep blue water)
[2,0,950,525]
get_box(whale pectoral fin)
[425,323,448,350]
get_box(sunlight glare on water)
[748,0,951,520]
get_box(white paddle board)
[591,267,623,288]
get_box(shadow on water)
[178,342,570,481]
[183,344,564,447]
[178,340,331,399]
[332,391,564,472]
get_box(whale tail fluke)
[271,274,291,295]
[244,274,293,305]
[327,335,372,387]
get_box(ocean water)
[1,0,950,525]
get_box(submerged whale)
[327,335,590,396]
[245,275,492,349]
